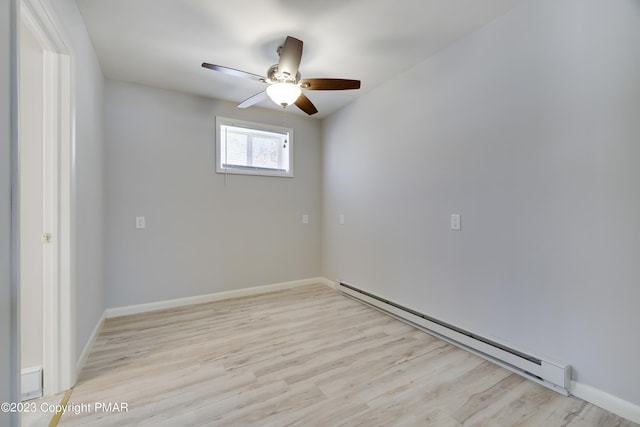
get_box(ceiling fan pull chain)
[283,108,288,149]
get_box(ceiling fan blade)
[294,93,318,115]
[299,78,361,90]
[201,63,266,82]
[278,36,303,80]
[237,91,269,109]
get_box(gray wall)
[323,0,640,406]
[1,0,19,424]
[48,0,106,361]
[105,80,322,308]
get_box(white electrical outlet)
[450,214,461,231]
[302,214,309,224]
[136,216,146,229]
[339,214,345,225]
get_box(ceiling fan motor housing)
[267,64,300,84]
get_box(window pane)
[216,117,293,177]
[223,131,248,167]
[252,137,280,169]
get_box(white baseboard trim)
[571,381,640,424]
[21,366,42,401]
[106,277,333,318]
[76,310,106,375]
[317,277,337,289]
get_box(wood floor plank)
[58,284,637,426]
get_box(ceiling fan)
[202,36,361,116]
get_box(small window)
[216,117,293,177]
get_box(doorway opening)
[19,0,75,399]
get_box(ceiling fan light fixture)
[266,82,301,107]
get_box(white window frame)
[216,116,294,178]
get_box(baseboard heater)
[338,281,571,396]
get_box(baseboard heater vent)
[338,281,571,395]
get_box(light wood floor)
[59,284,637,426]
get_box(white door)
[19,0,76,398]
[19,15,46,402]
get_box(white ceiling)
[76,0,525,119]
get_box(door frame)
[20,0,76,395]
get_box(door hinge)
[42,233,52,244]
